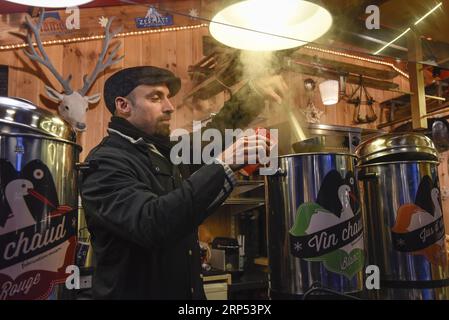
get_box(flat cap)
[104,66,181,114]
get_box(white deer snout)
[45,86,101,132]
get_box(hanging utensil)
[347,77,378,124]
[363,85,378,123]
[302,78,324,124]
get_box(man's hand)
[249,74,288,104]
[216,134,273,172]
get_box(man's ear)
[115,97,132,115]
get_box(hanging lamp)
[4,0,93,8]
[209,0,333,51]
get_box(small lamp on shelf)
[319,80,339,106]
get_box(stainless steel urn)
[0,97,80,300]
[356,133,449,300]
[267,149,365,298]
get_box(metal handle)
[274,168,287,177]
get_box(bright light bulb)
[209,0,332,51]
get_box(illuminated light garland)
[305,45,409,79]
[0,23,209,51]
[0,22,408,78]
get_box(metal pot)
[307,123,384,153]
[267,151,365,298]
[0,97,81,300]
[356,133,449,300]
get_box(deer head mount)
[24,10,124,132]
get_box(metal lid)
[308,123,384,135]
[292,135,350,153]
[308,123,362,135]
[355,132,438,165]
[0,96,76,141]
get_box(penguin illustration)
[289,170,364,279]
[290,170,359,237]
[315,170,345,217]
[0,159,16,228]
[316,170,357,219]
[393,176,446,265]
[394,176,437,233]
[0,159,61,235]
[22,159,59,223]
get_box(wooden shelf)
[220,198,265,215]
[378,78,449,128]
[380,79,449,109]
[232,180,265,197]
[378,101,449,129]
[202,273,232,285]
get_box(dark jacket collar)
[108,116,173,159]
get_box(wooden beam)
[407,32,427,129]
[286,61,399,91]
[291,52,399,80]
[377,101,449,129]
[183,53,242,101]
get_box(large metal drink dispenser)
[267,133,365,299]
[356,133,449,299]
[0,97,80,300]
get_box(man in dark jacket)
[80,66,285,299]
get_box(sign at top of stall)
[135,6,174,28]
[40,12,68,34]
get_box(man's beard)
[154,119,171,137]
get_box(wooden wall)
[0,25,209,160]
[259,46,411,132]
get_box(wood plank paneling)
[141,32,154,66]
[255,47,411,133]
[175,29,193,129]
[124,34,143,67]
[0,1,202,46]
[36,43,63,113]
[78,40,108,161]
[4,50,17,98]
[101,36,125,141]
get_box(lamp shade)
[4,0,93,7]
[209,0,332,51]
[319,80,339,105]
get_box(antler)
[78,17,124,96]
[24,9,74,95]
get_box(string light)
[0,23,209,51]
[0,22,408,78]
